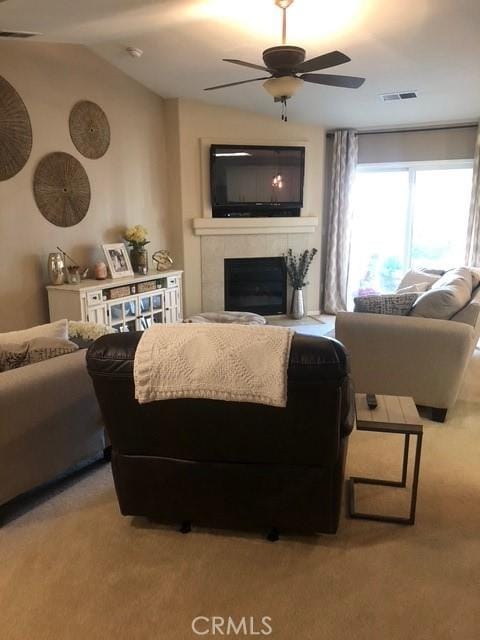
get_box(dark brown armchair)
[87,332,354,538]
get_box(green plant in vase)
[284,248,318,319]
[124,225,150,273]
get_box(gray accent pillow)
[354,293,418,316]
[410,267,473,320]
[0,337,78,372]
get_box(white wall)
[169,98,326,316]
[0,41,172,330]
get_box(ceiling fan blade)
[223,58,270,72]
[296,50,350,73]
[301,73,365,89]
[204,77,270,91]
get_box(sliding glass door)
[348,168,410,301]
[410,167,472,270]
[347,161,473,306]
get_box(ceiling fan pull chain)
[281,97,288,122]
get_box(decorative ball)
[152,250,174,271]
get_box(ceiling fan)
[204,0,365,121]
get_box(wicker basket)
[137,280,157,294]
[108,285,133,300]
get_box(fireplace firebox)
[224,257,287,316]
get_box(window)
[347,161,473,305]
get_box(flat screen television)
[210,144,305,218]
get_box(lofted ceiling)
[1,0,479,128]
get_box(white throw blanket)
[134,323,294,408]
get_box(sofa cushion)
[0,319,68,346]
[0,337,78,371]
[397,269,441,291]
[410,267,473,320]
[354,293,418,316]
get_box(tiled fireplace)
[200,233,318,314]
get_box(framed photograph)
[102,243,134,279]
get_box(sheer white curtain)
[466,124,480,265]
[323,129,358,313]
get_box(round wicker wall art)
[69,100,110,159]
[33,152,91,227]
[0,75,33,181]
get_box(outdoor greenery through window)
[347,161,474,307]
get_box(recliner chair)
[87,332,354,536]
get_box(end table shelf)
[349,394,423,526]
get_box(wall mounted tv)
[210,144,305,218]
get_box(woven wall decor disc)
[69,100,110,159]
[33,152,91,227]
[0,75,33,181]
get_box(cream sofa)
[336,284,480,422]
[0,348,106,515]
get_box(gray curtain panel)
[323,129,358,313]
[466,124,480,266]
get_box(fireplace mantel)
[192,216,319,236]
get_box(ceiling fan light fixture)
[204,0,365,122]
[263,76,304,100]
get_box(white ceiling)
[1,0,480,128]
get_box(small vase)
[290,288,305,319]
[65,265,81,284]
[130,248,148,274]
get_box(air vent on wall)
[380,91,418,102]
[0,30,41,39]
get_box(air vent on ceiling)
[380,91,418,102]
[0,30,41,39]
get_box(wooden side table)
[348,394,423,525]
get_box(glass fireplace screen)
[224,257,287,316]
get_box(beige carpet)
[1,356,480,640]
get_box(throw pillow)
[0,337,78,372]
[396,283,430,294]
[410,267,473,320]
[397,269,440,291]
[0,319,68,346]
[419,268,446,276]
[470,268,480,289]
[354,293,418,316]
